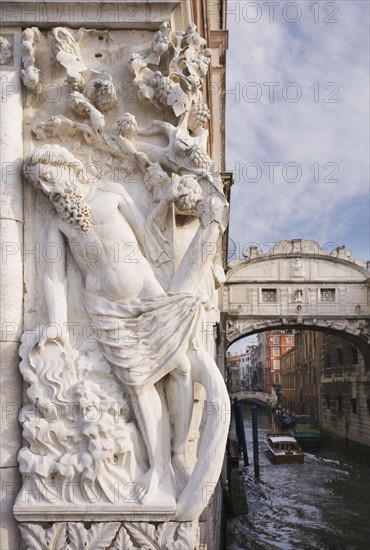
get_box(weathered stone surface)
[0,219,23,342]
[321,334,370,448]
[0,1,181,29]
[0,27,23,223]
[0,342,22,468]
[0,467,21,550]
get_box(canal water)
[226,403,370,550]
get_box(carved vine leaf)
[53,28,87,83]
[120,522,198,550]
[112,526,135,550]
[166,85,190,117]
[154,522,178,547]
[19,523,67,550]
[66,522,120,550]
[130,23,210,121]
[122,522,158,550]
[175,522,199,549]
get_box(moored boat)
[266,434,304,464]
[289,415,324,450]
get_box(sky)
[225,0,370,264]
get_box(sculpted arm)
[39,225,69,348]
[116,180,185,241]
[147,180,188,230]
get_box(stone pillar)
[0,4,231,550]
[0,27,23,549]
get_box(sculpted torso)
[57,189,165,301]
[17,19,231,527]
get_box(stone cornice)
[0,1,181,29]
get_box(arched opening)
[226,322,370,369]
[224,324,370,450]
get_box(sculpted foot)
[135,467,163,504]
[172,453,193,494]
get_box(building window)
[273,360,280,370]
[351,347,359,364]
[320,288,335,303]
[273,336,279,345]
[262,289,277,303]
[326,354,331,370]
[274,373,280,384]
[273,347,279,356]
[286,337,292,343]
[337,349,344,366]
[351,398,357,414]
[337,396,342,415]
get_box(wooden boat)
[266,434,304,464]
[289,415,324,450]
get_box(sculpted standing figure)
[24,143,229,519]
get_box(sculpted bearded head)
[24,144,91,231]
[24,144,84,193]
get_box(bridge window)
[262,289,277,303]
[320,288,336,303]
[351,346,359,364]
[337,396,342,415]
[351,398,357,414]
[337,348,344,366]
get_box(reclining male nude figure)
[24,144,229,519]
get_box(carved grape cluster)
[188,102,210,133]
[189,145,217,173]
[153,75,173,106]
[83,79,117,112]
[175,175,201,211]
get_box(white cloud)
[226,0,369,261]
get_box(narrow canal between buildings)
[226,403,370,550]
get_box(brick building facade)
[259,330,295,395]
[281,330,370,449]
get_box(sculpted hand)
[166,182,188,204]
[38,326,70,352]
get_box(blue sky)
[225,0,369,263]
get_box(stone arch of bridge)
[226,321,369,366]
[222,240,370,366]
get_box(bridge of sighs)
[221,240,370,364]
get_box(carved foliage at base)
[19,521,200,550]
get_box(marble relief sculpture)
[0,35,13,65]
[15,22,230,533]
